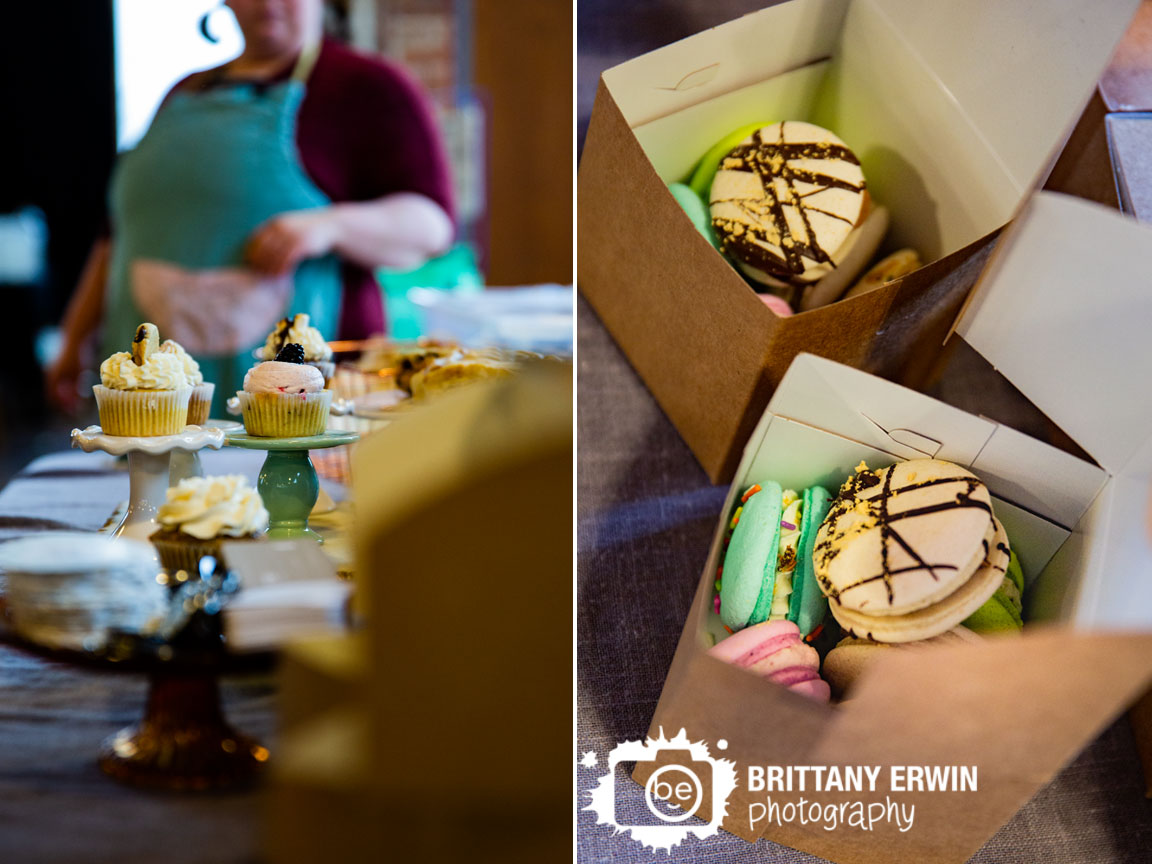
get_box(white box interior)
[603,0,1137,264]
[700,415,1073,646]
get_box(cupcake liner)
[93,385,191,436]
[187,382,216,426]
[150,530,259,583]
[150,532,223,578]
[238,389,332,437]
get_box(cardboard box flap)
[803,629,1152,863]
[1082,435,1152,628]
[600,0,846,128]
[956,191,1152,475]
[766,353,1107,527]
[766,353,995,464]
[604,0,1138,172]
[970,422,1107,532]
[865,0,1140,192]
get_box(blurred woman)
[49,0,454,411]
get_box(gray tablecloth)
[575,295,1152,863]
[0,447,277,864]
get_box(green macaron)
[789,485,833,636]
[667,183,720,250]
[686,120,777,199]
[720,481,784,632]
[962,550,1025,633]
[718,482,833,636]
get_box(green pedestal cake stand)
[224,429,359,542]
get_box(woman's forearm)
[45,238,110,410]
[59,238,110,359]
[327,193,454,271]
[246,193,455,276]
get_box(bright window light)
[114,0,244,151]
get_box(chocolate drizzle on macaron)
[813,459,1012,644]
[816,467,996,605]
[711,121,866,282]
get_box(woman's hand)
[44,346,84,414]
[47,238,110,414]
[245,208,338,276]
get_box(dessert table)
[0,445,347,864]
[575,295,1152,863]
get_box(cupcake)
[158,339,215,425]
[93,323,192,436]
[239,343,332,437]
[149,474,268,579]
[257,313,335,387]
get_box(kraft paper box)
[632,191,1152,863]
[266,363,572,863]
[578,0,1140,483]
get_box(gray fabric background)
[575,296,1152,862]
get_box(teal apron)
[104,47,340,414]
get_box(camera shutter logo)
[584,728,739,852]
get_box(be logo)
[584,729,739,852]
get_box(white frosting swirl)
[157,339,204,385]
[157,475,269,539]
[257,313,332,361]
[243,360,324,394]
[100,351,190,390]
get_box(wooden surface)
[473,0,572,286]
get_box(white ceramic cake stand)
[70,426,226,543]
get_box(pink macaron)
[708,619,830,702]
[757,293,795,317]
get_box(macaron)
[813,460,1010,643]
[709,619,830,702]
[962,549,1025,634]
[717,482,833,637]
[757,293,795,317]
[710,121,868,289]
[821,626,983,698]
[686,120,777,199]
[795,205,889,311]
[841,247,922,301]
[667,182,721,250]
[792,485,834,635]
